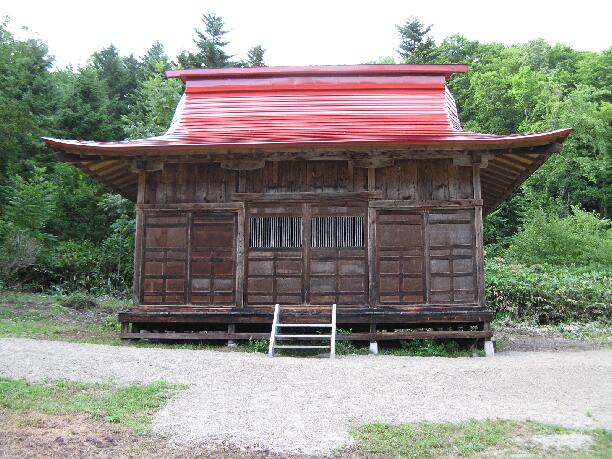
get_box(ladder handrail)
[268,303,280,357]
[269,303,337,359]
[330,303,337,359]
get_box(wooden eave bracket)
[352,158,395,168]
[130,159,165,173]
[453,152,490,168]
[220,160,266,170]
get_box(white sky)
[3,0,610,69]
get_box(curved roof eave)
[42,128,572,157]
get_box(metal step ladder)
[268,303,336,358]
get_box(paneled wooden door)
[309,206,368,306]
[245,204,368,306]
[189,212,237,306]
[141,211,189,304]
[375,211,425,305]
[140,210,237,306]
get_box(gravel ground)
[1,337,611,454]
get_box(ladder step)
[277,323,333,328]
[273,345,331,349]
[276,334,332,340]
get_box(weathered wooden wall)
[142,159,473,203]
[136,158,482,310]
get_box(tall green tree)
[245,45,266,67]
[0,18,56,183]
[178,13,233,68]
[396,17,439,64]
[140,41,172,76]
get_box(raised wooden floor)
[118,305,494,342]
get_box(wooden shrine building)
[44,65,571,347]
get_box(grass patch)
[0,290,123,341]
[585,429,612,459]
[351,419,610,458]
[0,377,186,433]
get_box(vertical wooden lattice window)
[249,217,303,248]
[311,216,364,248]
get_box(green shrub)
[17,239,133,295]
[508,206,611,267]
[485,258,611,324]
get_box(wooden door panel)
[247,250,304,305]
[141,212,188,304]
[309,208,367,306]
[428,210,476,304]
[246,208,305,305]
[376,211,424,305]
[190,213,236,306]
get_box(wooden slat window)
[311,216,364,248]
[249,217,303,248]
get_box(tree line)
[0,14,609,304]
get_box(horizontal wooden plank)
[137,202,244,210]
[119,330,492,341]
[118,307,493,325]
[369,199,482,208]
[339,330,493,340]
[121,332,269,340]
[231,191,382,202]
[274,345,330,349]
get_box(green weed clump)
[383,339,472,358]
[243,339,269,353]
[59,292,97,310]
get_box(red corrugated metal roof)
[43,64,571,154]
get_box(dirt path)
[1,337,611,454]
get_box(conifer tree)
[396,17,439,64]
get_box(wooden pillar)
[367,206,377,307]
[235,203,245,308]
[369,322,378,354]
[132,171,146,306]
[227,323,237,347]
[303,203,311,305]
[472,161,486,309]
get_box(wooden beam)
[369,199,482,208]
[231,191,382,202]
[137,202,244,210]
[119,329,492,341]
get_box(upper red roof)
[43,64,571,155]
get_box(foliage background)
[0,15,609,322]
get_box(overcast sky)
[3,0,610,69]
